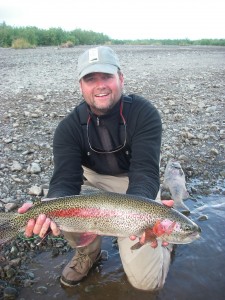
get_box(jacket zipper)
[97,117,100,126]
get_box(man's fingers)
[139,231,146,245]
[150,240,158,248]
[33,214,47,235]
[24,219,36,237]
[162,200,174,207]
[39,218,51,238]
[50,221,61,236]
[18,203,60,239]
[18,202,33,214]
[162,241,169,247]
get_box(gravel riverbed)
[0,45,225,299]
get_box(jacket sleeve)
[47,112,84,198]
[126,99,162,200]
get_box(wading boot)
[60,243,101,287]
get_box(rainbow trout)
[162,160,190,214]
[0,192,201,248]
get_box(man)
[18,46,173,291]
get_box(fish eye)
[183,224,192,231]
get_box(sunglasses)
[87,102,127,154]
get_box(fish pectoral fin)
[68,232,98,248]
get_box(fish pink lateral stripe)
[48,207,148,220]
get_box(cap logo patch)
[89,48,99,63]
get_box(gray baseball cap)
[78,46,121,80]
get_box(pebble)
[198,215,208,221]
[10,161,23,172]
[5,267,16,279]
[35,286,48,294]
[100,250,109,261]
[85,285,95,293]
[36,95,45,101]
[51,248,60,257]
[178,154,189,162]
[8,258,21,267]
[4,203,18,212]
[3,138,13,144]
[26,162,41,174]
[3,286,18,299]
[28,185,43,196]
[219,130,225,139]
[11,175,24,183]
[210,148,219,156]
[220,170,225,178]
[206,106,217,112]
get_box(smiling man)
[78,47,124,115]
[18,46,173,291]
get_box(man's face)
[79,72,124,115]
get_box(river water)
[19,195,225,300]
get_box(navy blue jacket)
[47,94,162,200]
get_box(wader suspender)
[78,96,133,154]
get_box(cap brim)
[78,64,118,80]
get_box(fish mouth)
[188,231,201,239]
[181,226,201,243]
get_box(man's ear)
[119,72,124,88]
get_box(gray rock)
[27,162,41,174]
[10,161,23,172]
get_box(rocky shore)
[0,45,225,298]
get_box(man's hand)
[129,199,174,248]
[18,202,61,238]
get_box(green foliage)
[12,38,36,49]
[0,23,110,47]
[0,22,225,47]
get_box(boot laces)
[70,251,92,272]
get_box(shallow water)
[19,195,225,300]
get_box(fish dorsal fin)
[40,197,58,202]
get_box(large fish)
[162,160,190,214]
[0,192,201,248]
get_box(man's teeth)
[96,93,107,97]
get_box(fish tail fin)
[0,212,20,245]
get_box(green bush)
[61,40,74,48]
[12,38,36,49]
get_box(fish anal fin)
[130,242,143,250]
[130,228,159,251]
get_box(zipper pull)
[97,117,100,126]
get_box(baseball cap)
[78,46,121,80]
